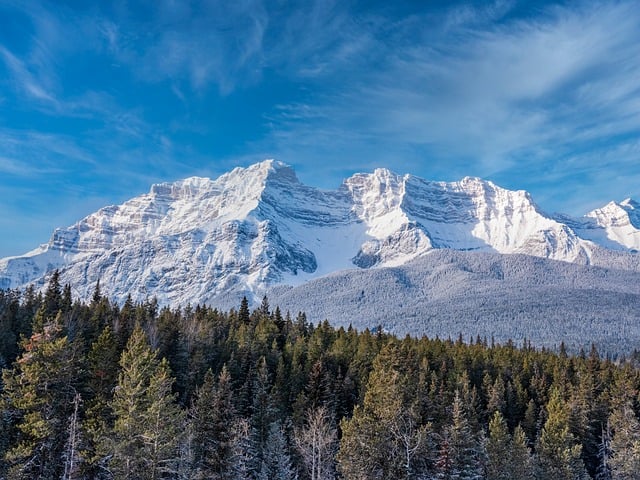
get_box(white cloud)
[0,46,59,105]
[268,1,640,176]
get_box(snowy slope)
[268,250,640,355]
[581,199,640,251]
[0,160,637,306]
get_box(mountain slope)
[1,160,638,307]
[269,250,640,354]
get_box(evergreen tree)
[84,325,121,477]
[251,356,276,470]
[536,388,588,480]
[228,418,255,480]
[511,425,536,480]
[596,420,612,480]
[190,366,236,479]
[43,270,62,318]
[106,325,183,479]
[485,411,534,480]
[259,421,296,480]
[239,296,251,324]
[436,390,483,480]
[609,402,640,480]
[2,322,81,479]
[485,411,511,480]
[339,344,432,479]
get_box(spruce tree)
[485,411,534,480]
[190,366,236,479]
[510,425,535,480]
[536,388,588,480]
[609,402,640,479]
[106,325,183,479]
[338,344,432,479]
[2,321,81,479]
[485,411,511,480]
[436,390,483,480]
[259,421,296,480]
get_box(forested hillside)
[2,273,640,479]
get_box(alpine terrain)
[1,160,639,350]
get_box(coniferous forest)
[2,273,640,479]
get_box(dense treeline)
[1,273,640,479]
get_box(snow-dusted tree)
[62,393,84,480]
[609,402,640,480]
[435,390,483,480]
[295,405,338,480]
[228,417,255,480]
[338,344,433,479]
[2,320,81,479]
[510,426,535,480]
[258,421,296,480]
[595,420,612,480]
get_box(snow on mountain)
[268,250,640,354]
[0,160,636,306]
[576,199,640,252]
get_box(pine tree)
[190,366,236,479]
[259,421,296,480]
[485,411,511,480]
[239,296,251,325]
[2,322,81,479]
[250,356,276,471]
[338,344,432,479]
[536,388,588,480]
[485,411,534,480]
[436,390,483,480]
[84,325,121,477]
[228,418,254,480]
[510,425,535,480]
[609,402,640,479]
[43,270,62,318]
[106,325,183,479]
[596,420,612,480]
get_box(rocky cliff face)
[1,160,637,305]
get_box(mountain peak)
[2,161,637,306]
[621,198,638,209]
[221,159,299,187]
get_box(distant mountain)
[268,250,640,354]
[1,160,638,312]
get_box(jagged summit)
[1,160,638,305]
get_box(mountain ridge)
[1,159,638,307]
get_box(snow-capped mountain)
[576,199,640,252]
[0,160,637,306]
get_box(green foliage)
[104,325,183,479]
[536,388,588,480]
[2,289,640,478]
[2,322,81,479]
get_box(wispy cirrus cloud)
[100,0,269,95]
[264,1,640,210]
[1,0,639,257]
[0,45,58,105]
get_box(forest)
[1,271,640,479]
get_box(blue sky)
[1,0,639,257]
